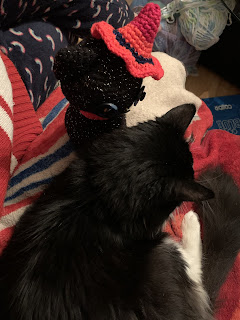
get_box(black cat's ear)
[174,180,214,202]
[161,104,196,133]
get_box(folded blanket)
[0,50,239,320]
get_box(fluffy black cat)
[0,104,240,320]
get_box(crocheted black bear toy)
[54,3,163,147]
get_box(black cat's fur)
[197,168,240,308]
[0,104,239,320]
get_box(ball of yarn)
[178,0,236,50]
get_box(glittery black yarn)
[65,105,125,146]
[54,36,143,146]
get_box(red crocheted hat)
[91,3,163,80]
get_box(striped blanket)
[0,51,239,320]
[0,52,76,251]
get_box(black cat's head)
[87,104,214,239]
[54,37,143,118]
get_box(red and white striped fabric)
[0,51,43,212]
[0,54,14,211]
[0,52,75,250]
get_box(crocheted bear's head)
[54,37,144,118]
[54,3,163,146]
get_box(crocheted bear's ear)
[54,40,98,82]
